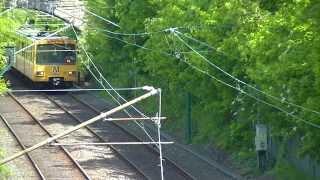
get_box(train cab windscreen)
[36,44,76,65]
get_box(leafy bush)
[84,0,320,166]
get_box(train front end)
[33,39,78,87]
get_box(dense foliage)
[0,7,32,177]
[0,8,65,95]
[84,0,320,169]
[0,8,29,94]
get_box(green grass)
[267,160,314,180]
[0,80,7,95]
[0,144,11,179]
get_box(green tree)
[84,0,320,167]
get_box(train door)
[31,44,35,78]
[15,42,20,70]
[26,44,33,79]
[23,41,26,75]
[19,41,26,75]
[5,46,15,65]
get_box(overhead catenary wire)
[83,0,115,9]
[54,8,84,23]
[15,24,71,55]
[83,8,120,28]
[95,24,320,129]
[174,30,320,116]
[71,26,135,108]
[103,117,167,122]
[70,25,159,145]
[81,33,158,121]
[92,26,320,129]
[97,27,320,129]
[157,89,164,180]
[2,6,168,179]
[72,26,149,118]
[51,142,174,146]
[0,7,13,16]
[9,87,147,93]
[84,20,320,129]
[175,31,227,54]
[96,31,202,56]
[168,32,320,129]
[101,29,210,57]
[100,25,320,128]
[183,57,320,129]
[99,32,155,51]
[55,6,168,44]
[54,7,191,51]
[54,6,182,42]
[84,62,160,145]
[95,32,171,57]
[0,89,159,165]
[16,2,317,129]
[88,27,167,37]
[73,31,161,148]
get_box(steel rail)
[9,87,145,93]
[7,92,92,180]
[1,88,158,165]
[51,142,174,146]
[78,93,241,180]
[69,93,196,180]
[0,114,46,180]
[161,135,241,180]
[44,94,149,180]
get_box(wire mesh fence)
[269,136,320,178]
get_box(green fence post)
[185,92,192,143]
[0,46,15,77]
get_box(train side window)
[28,45,31,61]
[23,41,26,56]
[19,42,23,58]
[25,43,27,59]
[25,44,28,60]
[31,45,33,62]
[21,42,24,57]
[37,44,76,65]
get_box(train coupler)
[50,77,64,87]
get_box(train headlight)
[36,71,44,77]
[68,71,76,76]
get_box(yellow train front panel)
[13,29,78,87]
[32,64,78,82]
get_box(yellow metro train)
[13,26,78,87]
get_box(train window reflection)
[36,44,76,65]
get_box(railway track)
[70,93,197,178]
[3,71,239,179]
[4,71,185,179]
[70,92,240,180]
[2,89,195,179]
[44,93,150,179]
[44,92,195,180]
[0,92,90,179]
[10,92,145,180]
[0,114,45,180]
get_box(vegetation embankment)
[0,1,318,178]
[0,7,33,178]
[0,8,29,94]
[83,0,320,177]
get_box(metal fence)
[269,136,320,178]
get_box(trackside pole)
[158,89,164,180]
[0,88,159,165]
[0,7,13,16]
[15,25,71,55]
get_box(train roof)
[16,25,72,42]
